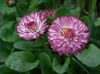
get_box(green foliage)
[0,0,100,74]
[0,65,19,74]
[28,0,48,12]
[52,57,70,74]
[39,52,52,74]
[0,21,19,42]
[95,17,100,26]
[16,0,30,16]
[76,44,100,67]
[14,39,45,51]
[0,40,13,63]
[5,51,39,72]
[55,7,80,18]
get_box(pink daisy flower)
[40,10,55,17]
[48,16,90,55]
[17,12,47,40]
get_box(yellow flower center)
[61,28,75,40]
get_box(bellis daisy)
[48,16,90,55]
[17,12,47,40]
[40,10,55,17]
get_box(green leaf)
[16,0,30,16]
[0,21,19,42]
[90,27,100,47]
[95,17,100,26]
[0,40,13,63]
[90,39,100,48]
[28,0,48,12]
[76,44,100,67]
[76,0,85,10]
[70,7,80,17]
[0,65,19,74]
[14,38,45,51]
[0,51,9,63]
[55,7,69,17]
[51,0,60,8]
[52,57,70,74]
[39,52,52,74]
[81,16,91,26]
[55,7,80,17]
[94,27,100,39]
[5,51,39,72]
[89,0,97,13]
[63,0,75,8]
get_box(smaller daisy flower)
[40,10,55,17]
[17,12,47,40]
[48,16,90,55]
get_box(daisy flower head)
[48,16,90,55]
[17,12,47,40]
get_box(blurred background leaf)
[13,35,47,52]
[95,17,100,26]
[55,7,81,18]
[0,65,20,74]
[0,21,19,42]
[52,57,70,74]
[5,51,39,72]
[16,0,30,17]
[28,0,48,12]
[38,52,52,74]
[0,39,13,63]
[76,44,100,68]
